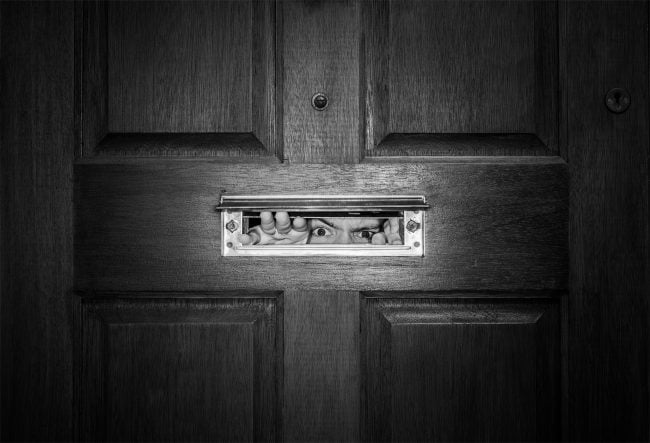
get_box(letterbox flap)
[217,195,429,212]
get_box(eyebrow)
[312,218,383,230]
[312,218,339,229]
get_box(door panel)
[75,160,567,292]
[107,1,251,133]
[78,295,280,441]
[363,0,558,155]
[390,1,535,133]
[80,0,277,158]
[362,296,561,442]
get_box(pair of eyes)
[311,226,378,239]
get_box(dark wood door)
[2,1,647,442]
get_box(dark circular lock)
[605,88,631,114]
[311,93,328,111]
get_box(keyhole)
[605,88,631,113]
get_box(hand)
[238,211,310,245]
[381,217,403,245]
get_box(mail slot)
[217,195,429,256]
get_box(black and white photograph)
[1,0,648,441]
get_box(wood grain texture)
[81,0,277,158]
[282,0,361,163]
[362,0,390,154]
[283,290,359,442]
[389,0,535,134]
[364,0,558,154]
[252,0,278,158]
[564,1,649,440]
[75,160,568,292]
[79,295,280,442]
[107,1,251,133]
[80,0,107,157]
[1,2,74,440]
[94,133,272,158]
[361,295,561,442]
[371,133,551,156]
[534,0,559,152]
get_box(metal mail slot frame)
[217,195,428,257]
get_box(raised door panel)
[364,0,558,155]
[78,295,280,442]
[80,0,276,157]
[361,296,561,441]
[107,1,251,133]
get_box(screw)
[414,242,421,248]
[225,220,239,233]
[226,242,233,248]
[605,88,631,114]
[406,220,421,233]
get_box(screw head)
[226,242,233,248]
[311,93,328,111]
[225,220,239,233]
[406,220,421,233]
[414,241,421,248]
[605,88,631,114]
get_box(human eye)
[311,226,333,238]
[352,229,378,241]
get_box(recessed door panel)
[80,0,276,158]
[78,295,280,442]
[361,296,561,441]
[363,0,558,155]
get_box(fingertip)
[237,234,252,245]
[260,211,276,234]
[275,211,291,234]
[238,231,260,245]
[293,216,308,232]
[371,232,387,245]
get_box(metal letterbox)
[217,195,429,257]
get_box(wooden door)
[1,1,647,442]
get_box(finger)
[275,212,291,234]
[260,211,276,234]
[292,216,308,232]
[384,218,402,245]
[383,217,400,233]
[237,234,252,245]
[371,232,387,245]
[238,231,260,245]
